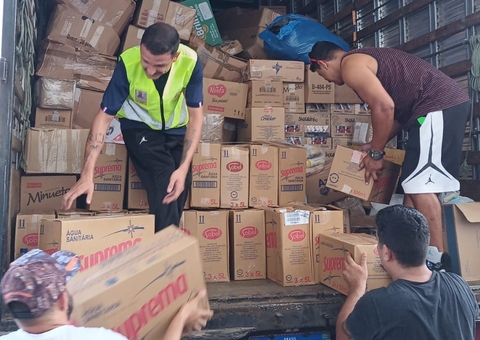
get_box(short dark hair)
[309,41,344,72]
[375,205,430,267]
[141,22,180,56]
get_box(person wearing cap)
[308,42,470,272]
[1,249,213,339]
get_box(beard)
[67,292,74,319]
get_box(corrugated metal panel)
[319,2,334,24]
[380,22,400,47]
[357,2,376,30]
[437,32,468,67]
[378,0,400,18]
[404,7,430,41]
[338,16,353,41]
[336,0,351,11]
[409,45,432,60]
[358,34,376,48]
[437,0,466,27]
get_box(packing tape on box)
[342,184,352,194]
[89,26,105,48]
[351,150,363,164]
[79,19,93,39]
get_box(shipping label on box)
[264,207,314,287]
[277,143,307,205]
[331,114,371,138]
[305,70,334,103]
[67,226,208,340]
[229,209,266,280]
[121,25,145,52]
[203,78,248,119]
[183,210,230,282]
[89,144,128,211]
[39,214,155,271]
[237,107,285,142]
[35,108,72,129]
[326,146,405,204]
[133,0,170,28]
[127,159,149,210]
[249,143,279,207]
[165,2,196,41]
[15,213,55,259]
[318,232,391,295]
[21,176,77,213]
[247,60,304,82]
[190,143,221,208]
[247,80,283,108]
[47,5,120,56]
[182,0,222,46]
[283,83,305,113]
[221,145,249,209]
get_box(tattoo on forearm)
[180,139,192,165]
[342,321,355,340]
[87,132,105,151]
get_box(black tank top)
[343,48,469,128]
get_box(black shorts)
[399,102,469,194]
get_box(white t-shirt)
[0,325,128,340]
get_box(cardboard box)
[121,25,145,52]
[165,1,196,41]
[239,43,269,60]
[259,5,287,15]
[306,103,330,115]
[56,210,95,220]
[264,206,314,287]
[330,103,358,115]
[291,203,344,284]
[181,0,222,46]
[304,70,362,104]
[132,0,170,28]
[246,60,304,82]
[67,226,207,340]
[249,143,278,207]
[203,78,248,120]
[318,232,391,295]
[237,107,285,142]
[21,176,77,213]
[89,144,128,211]
[276,142,307,205]
[220,26,264,54]
[15,213,56,259]
[218,39,243,56]
[283,83,305,113]
[127,159,149,210]
[355,103,370,115]
[229,209,266,280]
[73,89,103,129]
[331,114,371,138]
[332,137,354,150]
[47,5,120,56]
[193,42,247,83]
[220,145,250,209]
[36,41,116,92]
[34,108,72,129]
[442,203,480,282]
[190,143,221,208]
[57,0,136,35]
[326,146,405,204]
[247,80,283,108]
[183,210,230,282]
[285,113,331,148]
[39,214,155,269]
[24,129,90,174]
[35,78,75,110]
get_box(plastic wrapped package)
[201,114,224,142]
[259,14,350,63]
[35,77,75,110]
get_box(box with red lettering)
[67,225,208,340]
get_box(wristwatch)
[368,149,386,161]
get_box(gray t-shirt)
[0,325,127,340]
[347,271,479,340]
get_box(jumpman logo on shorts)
[139,136,148,145]
[425,174,435,185]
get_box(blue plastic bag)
[259,14,350,63]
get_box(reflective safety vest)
[117,44,198,130]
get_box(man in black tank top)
[334,205,478,340]
[309,42,470,272]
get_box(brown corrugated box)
[318,232,391,295]
[127,159,149,210]
[203,78,248,120]
[35,78,75,110]
[229,209,266,280]
[220,145,249,209]
[283,83,305,113]
[34,108,72,129]
[24,128,90,174]
[56,0,136,36]
[67,226,207,340]
[237,107,285,142]
[190,143,221,208]
[21,176,77,213]
[247,80,283,108]
[15,213,55,259]
[285,113,331,149]
[132,0,170,28]
[264,206,315,287]
[305,69,363,104]
[246,60,304,82]
[331,114,371,138]
[218,40,244,56]
[36,41,116,92]
[88,144,128,211]
[73,88,103,129]
[120,25,145,53]
[165,1,196,41]
[183,210,230,282]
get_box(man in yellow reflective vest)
[62,22,204,232]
